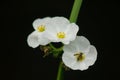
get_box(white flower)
[44,17,79,44]
[27,17,51,48]
[62,36,97,71]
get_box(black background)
[1,0,116,80]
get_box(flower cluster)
[27,16,97,71]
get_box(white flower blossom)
[62,36,97,70]
[27,17,51,48]
[44,17,79,44]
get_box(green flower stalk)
[57,62,63,80]
[69,0,83,23]
[56,0,83,80]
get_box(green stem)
[49,43,63,52]
[56,0,83,80]
[69,0,83,23]
[49,43,57,50]
[57,62,63,80]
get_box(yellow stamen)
[37,25,45,32]
[74,52,85,62]
[57,32,65,39]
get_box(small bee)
[74,52,85,62]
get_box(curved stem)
[49,43,63,52]
[49,43,57,50]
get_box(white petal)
[75,36,90,53]
[32,17,51,30]
[44,31,58,42]
[63,36,90,52]
[62,52,76,69]
[71,62,89,70]
[38,35,51,45]
[51,17,69,28]
[64,23,79,42]
[62,40,70,44]
[27,31,40,48]
[77,62,89,70]
[52,17,69,24]
[85,45,97,66]
[63,44,77,53]
[45,17,69,33]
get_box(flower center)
[74,52,85,62]
[37,25,45,32]
[57,32,65,39]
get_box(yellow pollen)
[37,25,45,32]
[57,32,65,39]
[74,52,85,62]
